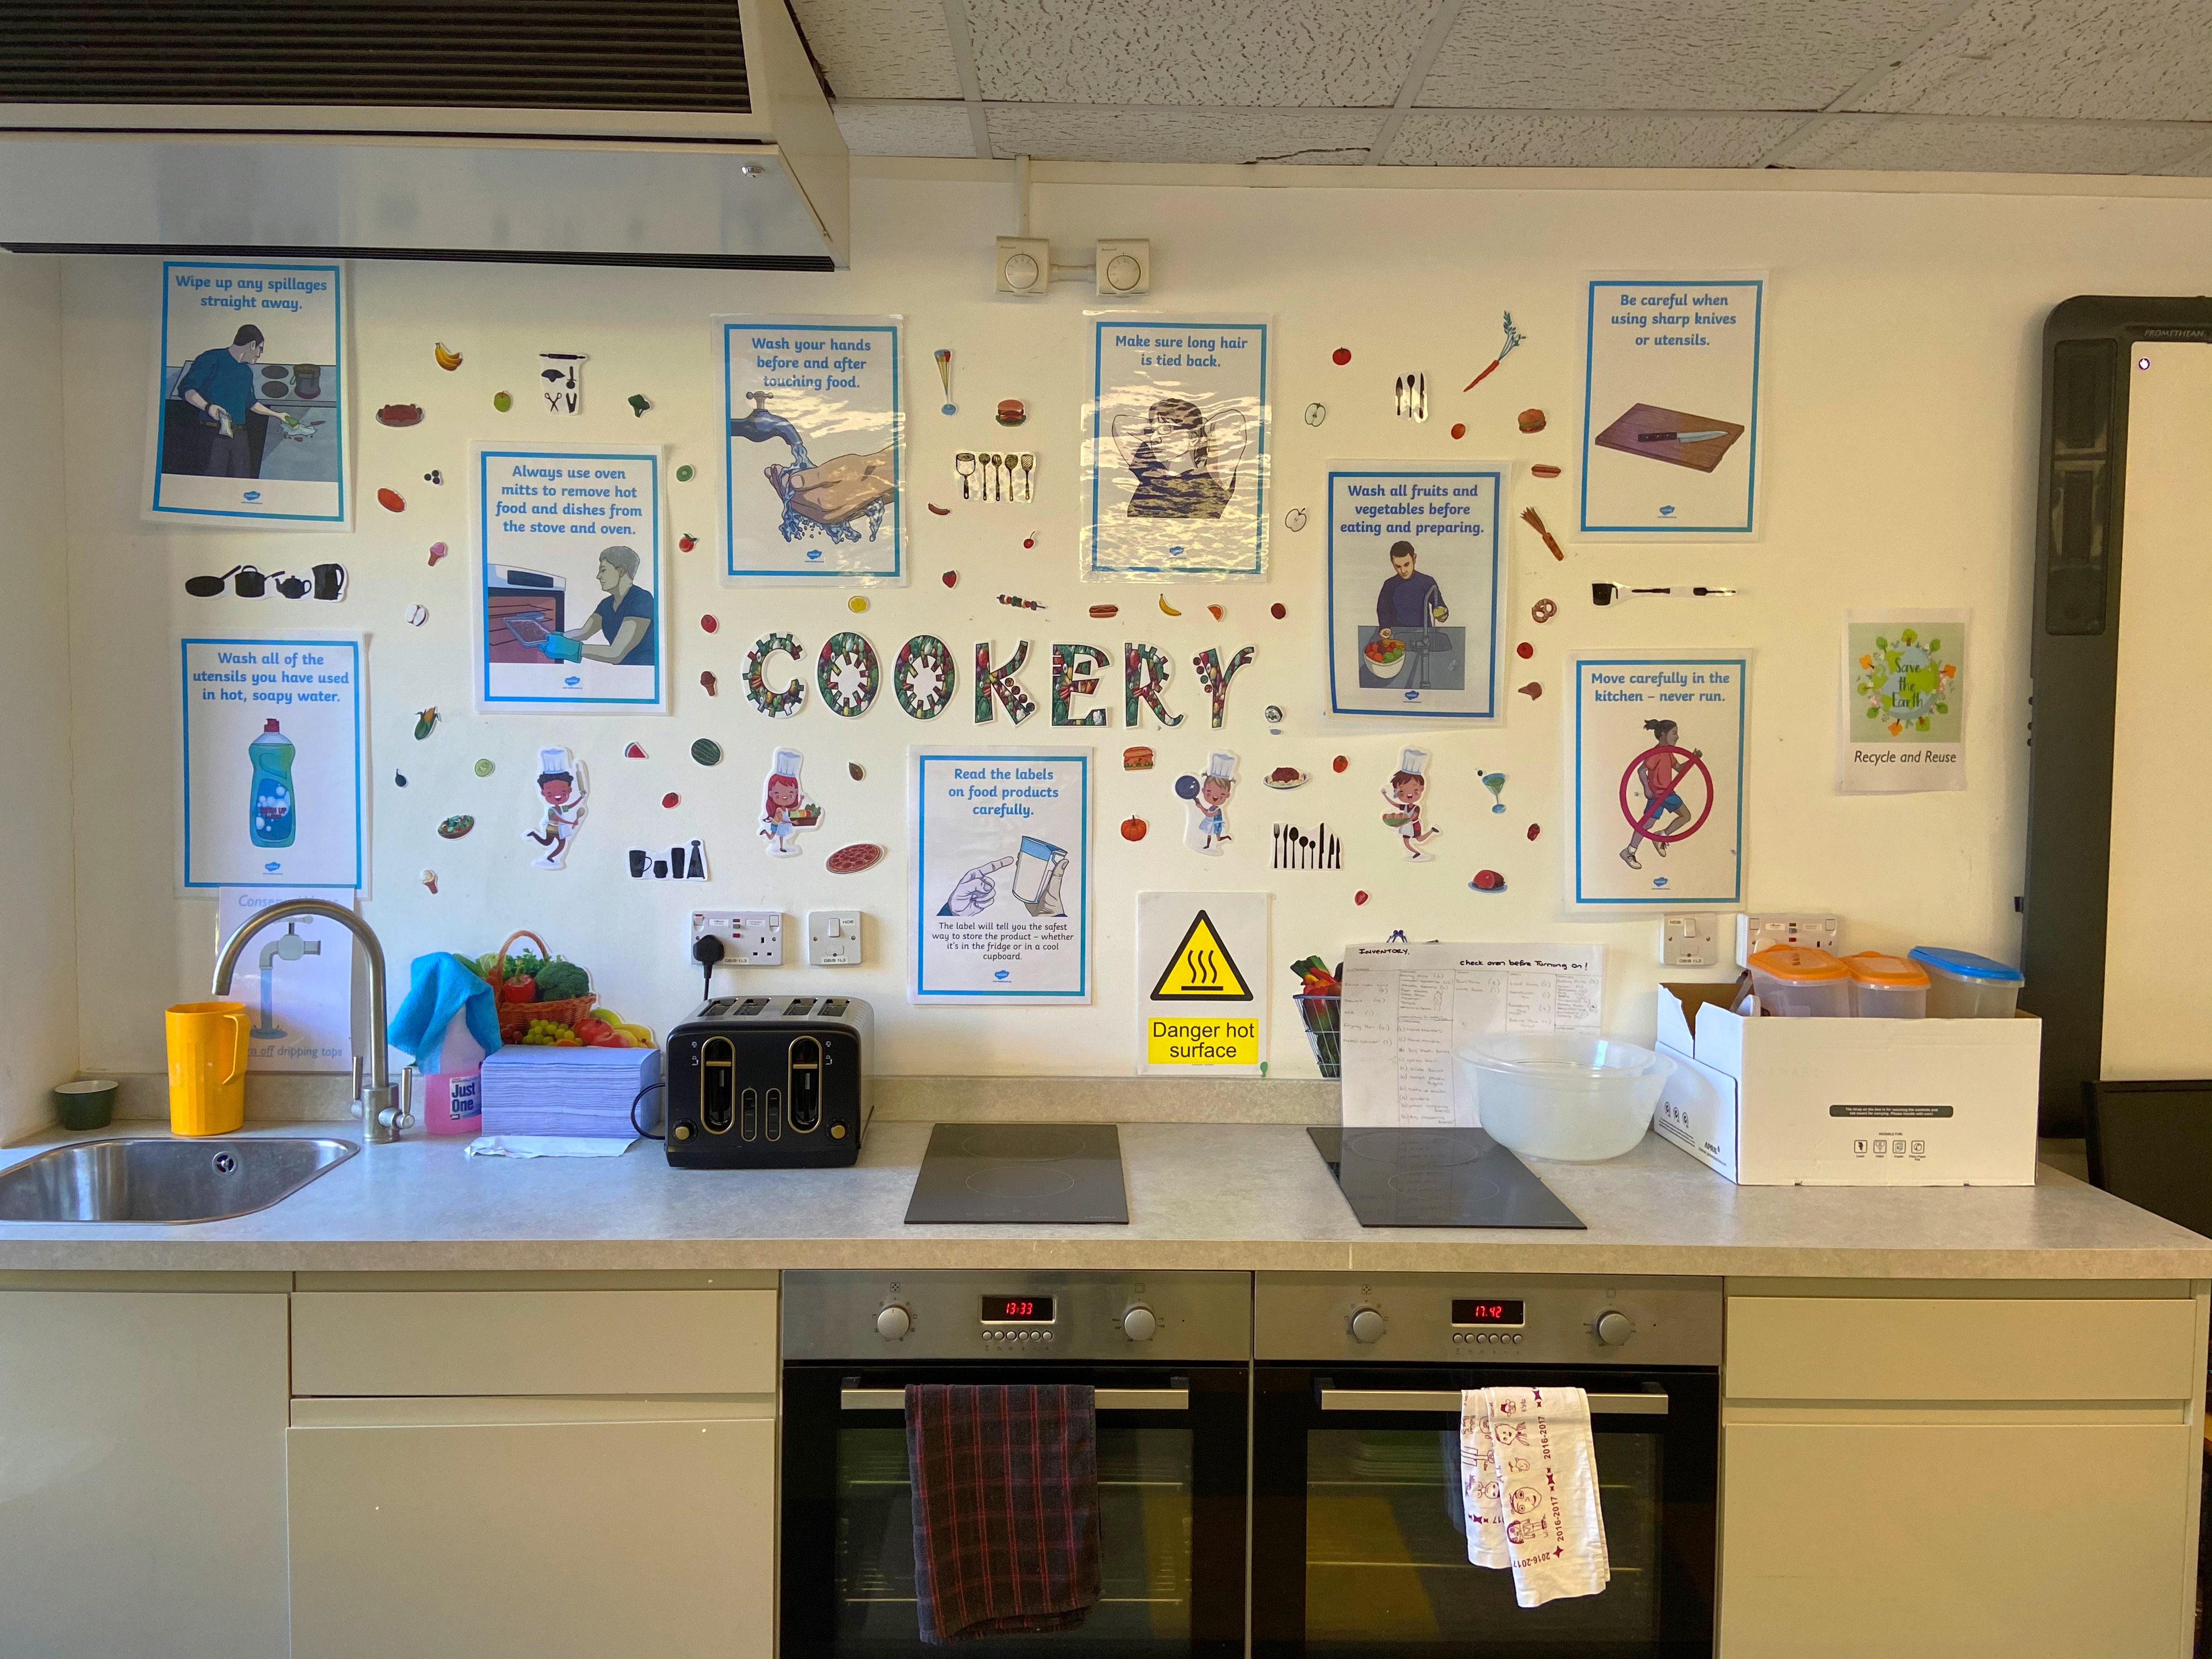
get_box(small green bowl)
[53,1080,117,1132]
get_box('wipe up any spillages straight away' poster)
[717,313,905,585]
[1579,273,1764,539]
[1082,313,1269,581]
[1839,610,1967,793]
[473,445,667,713]
[146,260,349,530]
[179,636,366,893]
[909,747,1092,1004]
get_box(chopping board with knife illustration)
[1594,403,1746,473]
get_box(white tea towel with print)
[1459,1385,1611,1606]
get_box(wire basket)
[1294,992,1342,1080]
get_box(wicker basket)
[489,928,596,1041]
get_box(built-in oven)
[1252,1273,1721,1659]
[781,1270,1251,1658]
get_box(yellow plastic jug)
[165,1001,249,1136]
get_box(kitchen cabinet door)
[0,1289,291,1659]
[289,1409,775,1659]
[1721,1418,2196,1658]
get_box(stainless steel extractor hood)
[0,0,848,269]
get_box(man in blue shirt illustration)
[1374,540,1448,639]
[173,324,294,476]
[541,544,656,668]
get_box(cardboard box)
[1652,984,2041,1186]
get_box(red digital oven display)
[1451,1299,1527,1327]
[981,1296,1056,1323]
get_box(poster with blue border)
[1579,274,1764,538]
[716,313,904,585]
[909,747,1092,1004]
[180,636,365,893]
[473,444,667,713]
[1082,312,1269,581]
[1325,462,1505,719]
[1569,653,1747,909]
[146,260,349,531]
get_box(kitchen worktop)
[0,1119,2203,1278]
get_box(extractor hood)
[0,0,848,269]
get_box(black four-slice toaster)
[662,995,872,1168]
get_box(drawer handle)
[839,1387,1189,1413]
[1318,1389,1667,1417]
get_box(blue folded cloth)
[388,952,504,1073]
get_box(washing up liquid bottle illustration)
[249,718,297,848]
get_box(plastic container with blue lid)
[1908,947,2024,1019]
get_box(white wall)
[55,170,2212,1080]
[0,256,80,1138]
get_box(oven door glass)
[783,1364,1247,1659]
[1253,1367,1717,1659]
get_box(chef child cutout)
[523,745,588,870]
[1383,746,1440,861]
[761,747,822,859]
[1177,751,1238,855]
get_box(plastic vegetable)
[532,960,590,1002]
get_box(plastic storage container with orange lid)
[1842,951,1929,1019]
[1745,946,1852,1018]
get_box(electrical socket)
[689,910,783,967]
[1661,913,1722,968]
[805,909,864,967]
[1735,912,1841,968]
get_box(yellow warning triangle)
[1150,910,1253,1001]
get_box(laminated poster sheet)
[216,887,356,1071]
[1339,944,1604,1127]
[716,313,905,585]
[1839,610,1966,793]
[909,747,1092,1004]
[1082,312,1269,580]
[145,259,349,529]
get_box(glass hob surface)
[904,1121,1130,1224]
[1307,1126,1586,1229]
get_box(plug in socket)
[689,910,783,968]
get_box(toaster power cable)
[692,933,726,998]
[630,1080,666,1141]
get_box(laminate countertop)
[0,1120,2204,1279]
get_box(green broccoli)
[532,959,590,1002]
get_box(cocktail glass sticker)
[523,746,587,870]
[1854,627,1957,737]
[730,389,893,548]
[1381,746,1440,860]
[761,748,822,858]
[1176,752,1238,855]
[539,352,587,415]
[1620,719,1709,872]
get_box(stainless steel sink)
[0,1137,358,1223]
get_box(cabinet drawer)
[1727,1296,2200,1401]
[292,1289,776,1397]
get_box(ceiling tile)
[983,104,1384,164]
[1417,0,1955,112]
[1782,113,2210,173]
[1854,0,2212,122]
[833,99,979,157]
[1386,110,1810,167]
[965,0,1439,108]
[791,0,964,100]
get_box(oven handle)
[1318,1389,1667,1417]
[840,1387,1190,1413]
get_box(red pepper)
[499,974,536,1005]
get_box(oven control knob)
[1594,1311,1633,1347]
[1121,1305,1158,1342]
[1349,1307,1387,1344]
[876,1304,912,1341]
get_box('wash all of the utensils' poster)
[1338,944,1603,1128]
[1579,274,1765,538]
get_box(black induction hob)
[904,1122,1130,1224]
[1308,1126,1586,1229]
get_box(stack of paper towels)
[479,1045,661,1137]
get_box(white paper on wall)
[216,887,356,1071]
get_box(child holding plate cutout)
[1381,746,1440,861]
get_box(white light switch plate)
[689,910,783,967]
[1735,912,1841,968]
[805,910,864,967]
[1661,913,1722,968]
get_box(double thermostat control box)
[1652,984,2040,1186]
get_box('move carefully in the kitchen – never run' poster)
[717,313,905,586]
[910,747,1092,1004]
[146,260,349,530]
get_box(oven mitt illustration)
[539,632,583,662]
